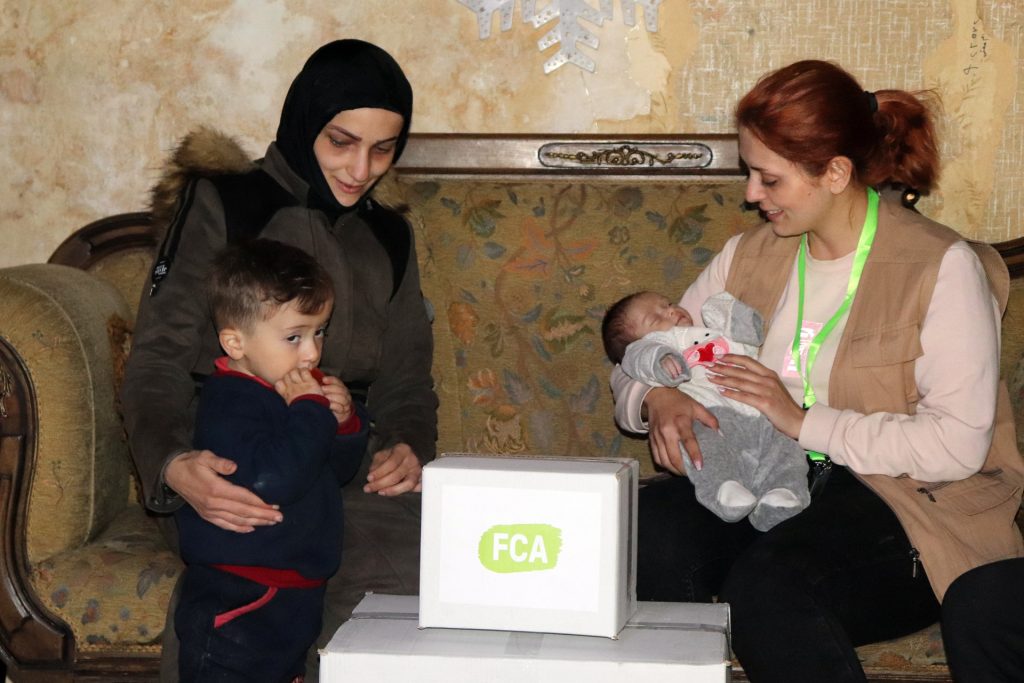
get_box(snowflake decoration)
[458,0,663,73]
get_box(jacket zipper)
[909,547,920,578]
[852,471,959,584]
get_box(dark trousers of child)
[175,564,326,683]
[159,478,422,683]
[942,557,1024,683]
[638,464,941,683]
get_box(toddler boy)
[174,238,367,682]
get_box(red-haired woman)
[611,60,1024,681]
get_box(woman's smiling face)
[739,126,834,239]
[313,107,404,207]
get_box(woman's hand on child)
[320,375,354,424]
[274,368,324,405]
[708,354,806,439]
[365,443,422,496]
[165,450,282,533]
[644,387,720,474]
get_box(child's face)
[627,293,693,339]
[230,299,332,385]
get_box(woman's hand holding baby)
[707,354,806,439]
[645,387,720,474]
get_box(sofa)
[0,133,1021,681]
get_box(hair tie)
[901,187,921,208]
[865,90,878,113]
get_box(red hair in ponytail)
[736,60,939,193]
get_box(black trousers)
[942,557,1024,683]
[638,465,941,682]
[160,476,422,683]
[176,565,325,682]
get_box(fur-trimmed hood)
[149,126,407,242]
[149,127,256,240]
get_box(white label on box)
[439,484,601,612]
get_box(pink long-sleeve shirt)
[612,234,1001,483]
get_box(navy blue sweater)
[176,366,368,580]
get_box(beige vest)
[725,197,1024,600]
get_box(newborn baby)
[602,291,810,531]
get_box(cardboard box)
[320,594,731,683]
[419,454,638,638]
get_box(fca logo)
[478,524,563,573]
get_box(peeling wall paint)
[0,0,1020,266]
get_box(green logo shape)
[478,524,563,573]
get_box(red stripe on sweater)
[211,563,325,588]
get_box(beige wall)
[1,0,1020,268]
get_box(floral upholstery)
[30,505,178,652]
[386,176,759,477]
[1004,278,1024,448]
[857,623,948,673]
[0,264,181,657]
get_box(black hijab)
[275,39,413,217]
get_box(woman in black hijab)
[276,39,413,216]
[122,39,436,682]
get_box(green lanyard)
[791,187,879,463]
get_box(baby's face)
[627,292,694,338]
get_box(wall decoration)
[457,0,663,73]
[538,141,712,169]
